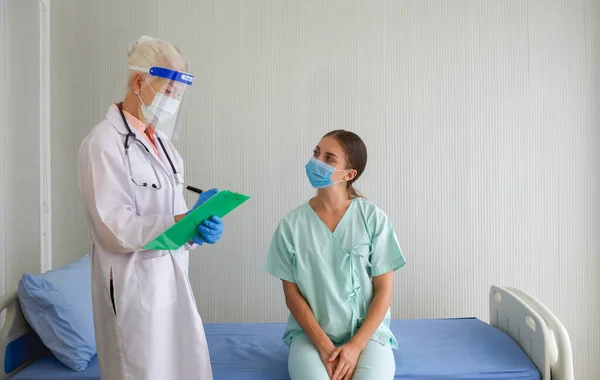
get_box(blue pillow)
[17,255,96,371]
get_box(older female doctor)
[78,36,223,380]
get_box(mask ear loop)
[332,169,353,185]
[135,76,158,107]
[135,76,163,127]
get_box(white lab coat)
[78,105,212,380]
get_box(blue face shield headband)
[129,65,195,139]
[129,65,195,86]
[305,157,350,188]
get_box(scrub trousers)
[288,334,395,380]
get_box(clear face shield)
[129,65,194,140]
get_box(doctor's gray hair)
[126,36,188,90]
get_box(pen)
[186,186,204,194]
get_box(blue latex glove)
[192,216,224,246]
[187,188,219,215]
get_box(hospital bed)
[0,284,573,380]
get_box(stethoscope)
[117,102,184,189]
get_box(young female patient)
[264,130,406,380]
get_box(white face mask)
[137,76,181,124]
[140,92,180,123]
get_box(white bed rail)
[506,287,574,380]
[490,286,574,380]
[490,286,550,379]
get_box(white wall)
[3,0,44,291]
[48,1,599,378]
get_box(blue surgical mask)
[305,157,349,188]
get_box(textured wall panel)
[4,0,42,290]
[50,1,599,377]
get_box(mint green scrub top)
[264,198,406,348]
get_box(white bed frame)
[0,285,574,380]
[489,286,574,380]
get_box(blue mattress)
[12,318,539,380]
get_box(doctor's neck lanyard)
[117,102,184,186]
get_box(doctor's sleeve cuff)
[184,241,199,250]
[136,215,178,251]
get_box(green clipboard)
[143,190,250,251]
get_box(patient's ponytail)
[346,182,362,199]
